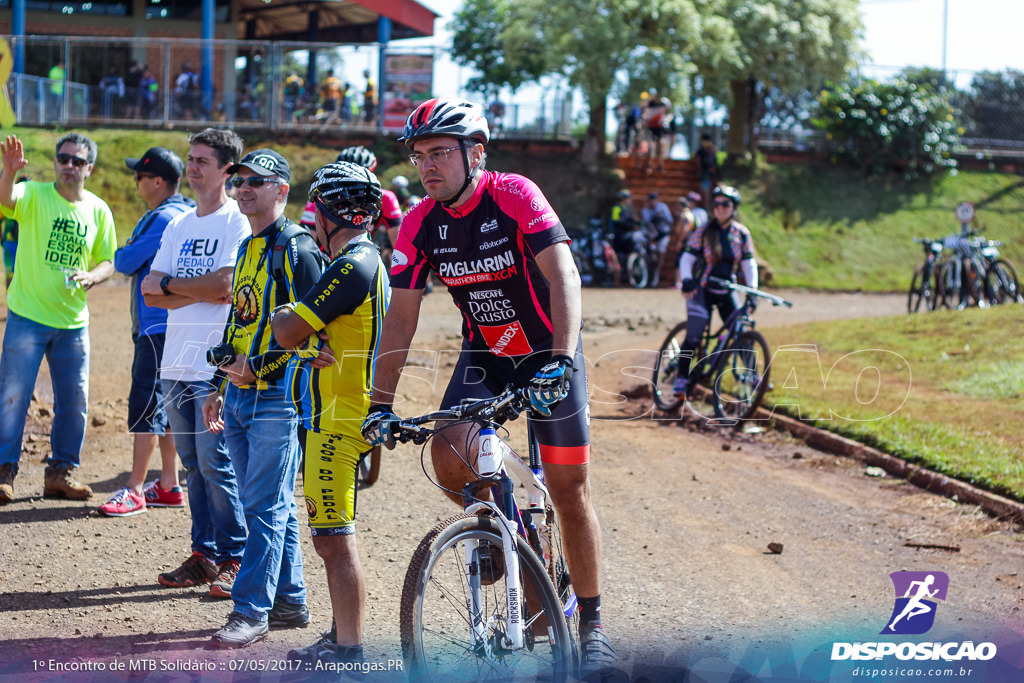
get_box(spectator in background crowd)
[687,190,708,231]
[320,71,343,128]
[174,62,200,120]
[642,89,672,174]
[47,59,65,117]
[98,147,195,518]
[666,195,697,288]
[362,70,377,124]
[125,61,144,118]
[0,133,117,505]
[99,66,125,118]
[641,191,673,278]
[141,66,159,119]
[140,129,248,597]
[283,72,304,122]
[696,133,719,209]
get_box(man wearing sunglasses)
[0,133,116,506]
[97,147,195,518]
[142,129,248,602]
[362,98,617,676]
[202,148,325,649]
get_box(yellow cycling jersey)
[285,234,390,436]
[224,216,324,390]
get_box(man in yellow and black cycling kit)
[270,161,390,667]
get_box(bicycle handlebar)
[706,277,794,308]
[393,386,530,444]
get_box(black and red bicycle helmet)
[398,98,490,148]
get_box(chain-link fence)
[3,35,578,139]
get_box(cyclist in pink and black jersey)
[361,97,616,675]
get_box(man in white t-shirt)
[140,128,249,598]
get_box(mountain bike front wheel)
[907,265,935,313]
[712,330,770,421]
[985,259,1021,305]
[400,514,573,683]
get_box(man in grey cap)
[98,147,195,517]
[202,147,325,648]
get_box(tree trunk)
[725,76,761,166]
[582,95,607,172]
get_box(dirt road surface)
[1,282,1022,682]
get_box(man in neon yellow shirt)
[0,133,116,505]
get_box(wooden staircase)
[617,156,700,205]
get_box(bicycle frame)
[398,391,575,661]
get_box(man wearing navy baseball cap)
[204,145,324,648]
[125,146,185,184]
[226,148,291,183]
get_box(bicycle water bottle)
[478,428,502,475]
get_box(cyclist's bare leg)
[543,462,601,599]
[312,534,365,647]
[429,419,483,506]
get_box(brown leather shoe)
[43,465,93,500]
[0,463,14,504]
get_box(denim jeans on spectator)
[222,384,305,621]
[161,378,246,564]
[0,311,88,472]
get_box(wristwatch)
[160,275,173,296]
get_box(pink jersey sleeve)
[300,200,316,228]
[380,189,403,228]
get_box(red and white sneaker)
[98,487,147,517]
[143,480,185,507]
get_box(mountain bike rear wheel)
[626,252,649,289]
[712,330,770,422]
[357,446,381,486]
[400,514,572,683]
[652,321,688,411]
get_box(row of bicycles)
[908,229,1022,313]
[568,218,662,289]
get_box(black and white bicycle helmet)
[398,98,490,147]
[713,185,742,206]
[308,162,382,238]
[335,145,378,172]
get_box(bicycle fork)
[461,429,527,651]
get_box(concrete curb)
[755,407,1024,527]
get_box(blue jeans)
[223,384,305,621]
[161,379,246,564]
[0,311,89,472]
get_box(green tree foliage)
[960,69,1024,141]
[449,0,705,167]
[811,78,959,178]
[704,0,862,161]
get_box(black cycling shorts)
[440,339,590,463]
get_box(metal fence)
[3,34,579,138]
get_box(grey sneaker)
[287,630,364,665]
[209,611,269,649]
[579,624,617,677]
